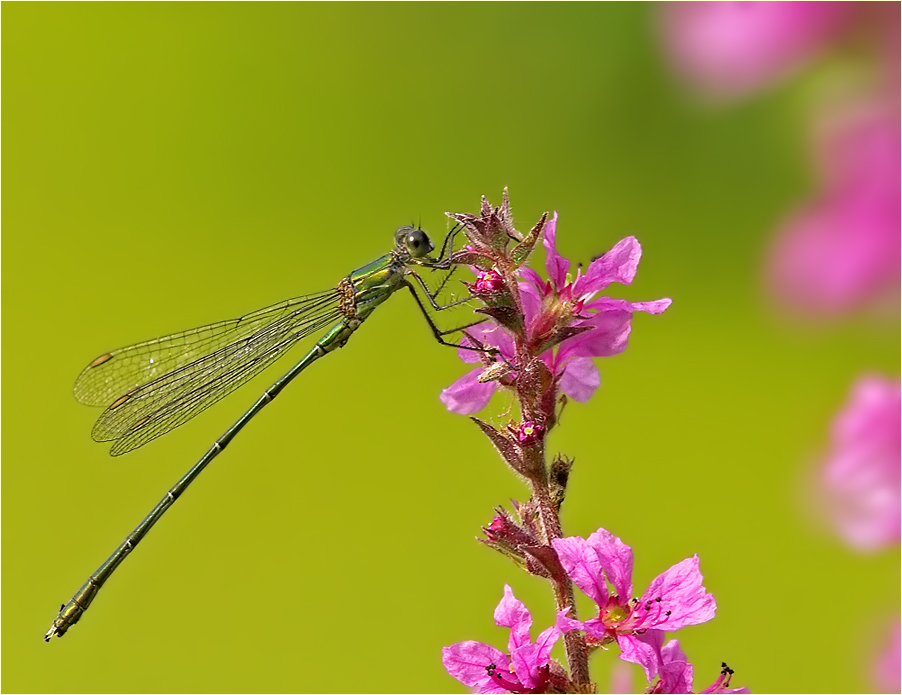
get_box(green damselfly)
[45,225,481,641]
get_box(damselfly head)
[395,226,434,258]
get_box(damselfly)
[45,225,482,641]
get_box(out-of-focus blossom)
[442,585,563,694]
[551,528,716,681]
[659,2,853,99]
[660,2,901,319]
[874,618,901,693]
[767,102,901,317]
[609,660,635,694]
[638,632,751,694]
[821,375,900,552]
[440,214,670,415]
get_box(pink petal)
[822,375,901,551]
[559,297,671,361]
[494,585,532,652]
[618,632,665,684]
[518,279,543,325]
[559,357,601,403]
[543,212,569,288]
[558,309,633,360]
[638,555,717,631]
[518,266,545,293]
[660,1,853,99]
[532,623,560,665]
[457,325,516,363]
[509,624,560,689]
[555,612,590,634]
[586,528,634,600]
[575,237,642,296]
[660,637,688,667]
[659,661,694,695]
[555,613,608,641]
[767,187,901,316]
[440,369,498,415]
[631,298,673,315]
[442,641,508,691]
[551,536,608,606]
[658,639,694,694]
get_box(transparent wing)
[74,291,338,407]
[82,292,345,455]
[103,309,342,455]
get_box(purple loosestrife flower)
[639,632,751,694]
[440,214,671,415]
[442,585,563,694]
[659,2,853,100]
[550,528,716,680]
[820,375,901,552]
[767,102,901,317]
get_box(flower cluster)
[552,529,715,677]
[444,527,747,694]
[438,194,744,693]
[441,207,670,420]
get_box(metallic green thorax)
[45,228,446,641]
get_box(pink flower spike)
[660,1,854,99]
[821,375,901,552]
[442,585,561,694]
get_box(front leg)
[401,278,494,355]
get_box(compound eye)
[405,229,434,258]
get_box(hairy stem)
[530,477,593,692]
[500,239,593,690]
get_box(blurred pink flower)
[640,632,751,694]
[767,102,901,317]
[440,214,670,414]
[821,375,900,552]
[659,2,853,99]
[442,585,562,694]
[874,619,901,693]
[551,528,716,682]
[659,2,901,319]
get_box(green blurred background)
[3,4,898,693]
